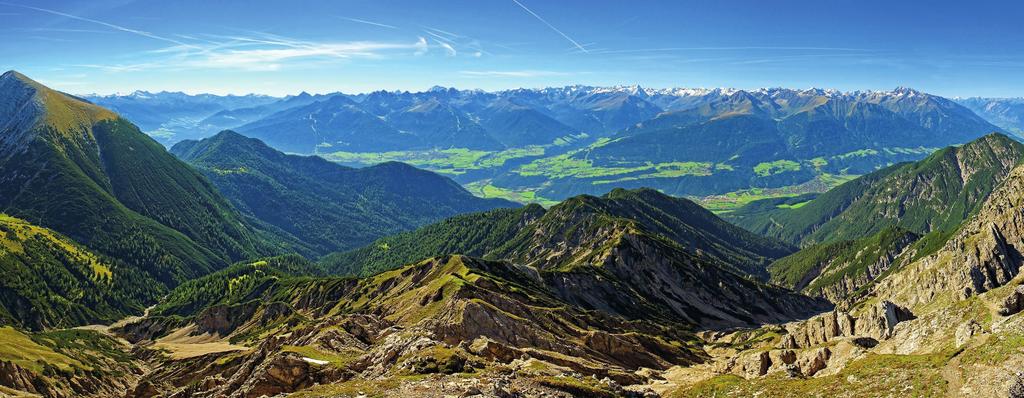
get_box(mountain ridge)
[0,71,278,328]
[171,130,517,256]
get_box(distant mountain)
[171,131,516,256]
[520,87,1005,198]
[82,85,1006,203]
[236,95,411,153]
[85,91,278,145]
[474,98,576,147]
[0,71,276,325]
[235,90,578,153]
[956,97,1024,136]
[504,85,663,134]
[385,98,504,150]
[195,92,337,137]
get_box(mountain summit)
[0,70,116,150]
[0,72,275,328]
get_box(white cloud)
[460,70,571,78]
[79,33,436,72]
[75,62,165,72]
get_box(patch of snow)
[301,357,329,365]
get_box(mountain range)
[957,97,1024,135]
[87,85,1008,205]
[2,71,1024,397]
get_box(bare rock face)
[353,331,440,376]
[999,285,1024,316]
[720,346,835,379]
[194,302,260,336]
[114,316,187,343]
[0,360,43,395]
[809,231,919,304]
[798,347,831,377]
[781,310,856,348]
[726,351,773,378]
[238,354,318,398]
[860,301,916,340]
[469,337,521,363]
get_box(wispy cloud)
[196,40,426,70]
[728,53,872,66]
[420,26,493,58]
[28,36,76,43]
[422,27,461,40]
[75,62,165,72]
[460,70,571,78]
[435,40,457,56]
[510,0,588,53]
[77,31,435,72]
[16,27,114,34]
[338,16,398,29]
[0,1,199,48]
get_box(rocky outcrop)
[193,302,260,336]
[114,316,187,343]
[719,346,835,379]
[780,301,913,349]
[955,320,982,348]
[998,285,1024,316]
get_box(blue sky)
[2,0,1023,97]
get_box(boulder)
[955,320,982,348]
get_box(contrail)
[0,1,198,49]
[339,17,397,29]
[510,0,588,53]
